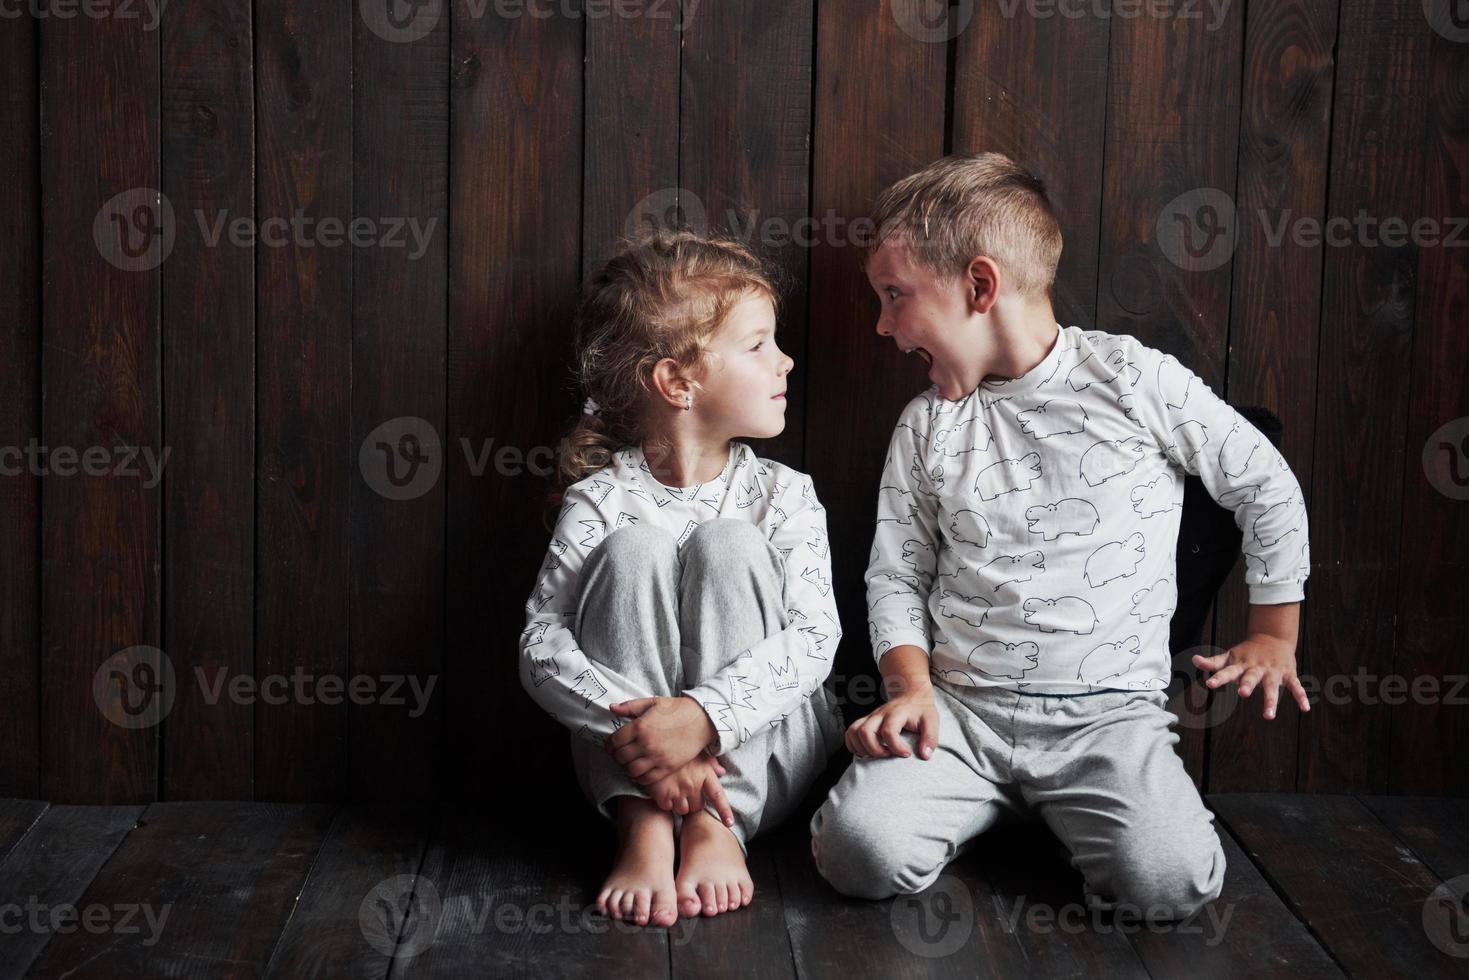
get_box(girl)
[520,230,844,927]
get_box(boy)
[809,153,1311,918]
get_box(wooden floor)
[1,788,1466,979]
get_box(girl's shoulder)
[738,444,821,505]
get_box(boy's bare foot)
[675,808,754,917]
[595,796,678,927]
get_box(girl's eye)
[751,341,765,351]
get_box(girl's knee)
[684,519,773,570]
[595,522,679,570]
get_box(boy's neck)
[978,301,1060,386]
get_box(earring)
[684,394,692,411]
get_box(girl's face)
[694,291,794,440]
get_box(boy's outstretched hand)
[1192,632,1310,721]
[604,695,718,783]
[646,752,736,827]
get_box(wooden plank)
[582,0,681,275]
[804,0,945,714]
[772,818,1029,978]
[1205,0,1340,794]
[25,801,336,978]
[1388,15,1469,797]
[0,10,40,800]
[40,0,162,803]
[263,806,432,978]
[1126,816,1344,979]
[160,0,257,801]
[951,0,1110,330]
[0,0,39,801]
[1297,0,1432,793]
[1360,795,1469,886]
[349,0,449,804]
[254,0,354,800]
[401,809,670,977]
[669,842,795,979]
[970,822,1152,978]
[1213,792,1460,977]
[445,0,584,807]
[0,804,144,980]
[0,800,48,866]
[680,0,814,469]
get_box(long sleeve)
[865,408,944,663]
[1132,345,1311,604]
[680,473,843,755]
[519,487,657,742]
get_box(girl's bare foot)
[675,808,754,917]
[595,796,679,927]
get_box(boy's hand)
[847,678,939,760]
[603,695,718,782]
[1192,633,1310,720]
[646,752,736,828]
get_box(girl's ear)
[650,357,692,410]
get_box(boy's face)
[865,238,985,400]
[696,291,793,439]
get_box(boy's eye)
[885,287,899,301]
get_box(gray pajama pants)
[570,519,844,853]
[809,679,1226,919]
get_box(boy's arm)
[1131,343,1312,717]
[680,473,843,755]
[867,414,943,666]
[519,488,658,742]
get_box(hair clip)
[583,397,602,417]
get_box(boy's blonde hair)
[548,229,779,520]
[861,152,1063,303]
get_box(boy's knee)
[810,802,936,901]
[1105,831,1226,919]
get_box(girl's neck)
[641,433,732,489]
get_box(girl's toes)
[716,882,729,913]
[698,882,717,916]
[633,890,651,926]
[676,884,700,918]
[620,890,637,920]
[651,894,678,928]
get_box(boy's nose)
[875,317,893,337]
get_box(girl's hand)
[647,752,735,827]
[603,695,718,782]
[846,683,940,760]
[1193,634,1311,720]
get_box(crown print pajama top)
[521,442,842,755]
[867,324,1312,694]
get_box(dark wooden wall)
[1,0,1464,805]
